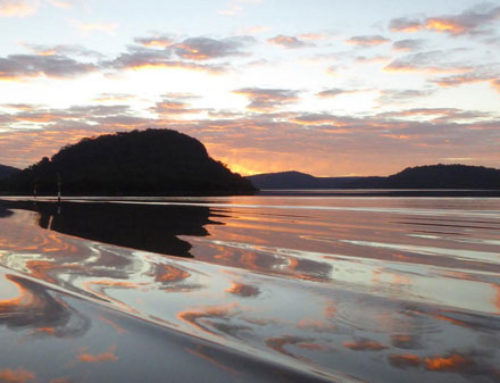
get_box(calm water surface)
[0,195,499,382]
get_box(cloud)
[174,36,253,60]
[389,4,500,36]
[72,20,118,35]
[317,88,367,98]
[384,50,470,73]
[218,4,242,16]
[1,99,499,176]
[354,55,389,64]
[431,68,500,92]
[345,35,390,46]
[389,18,422,33]
[0,54,97,80]
[425,5,500,35]
[299,33,334,41]
[267,35,311,49]
[107,46,227,73]
[393,39,425,52]
[22,43,104,58]
[134,34,174,49]
[233,88,300,112]
[151,97,203,116]
[0,0,38,17]
[378,88,435,104]
[492,78,500,93]
[92,93,135,103]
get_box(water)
[0,195,499,382]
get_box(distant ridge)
[2,129,256,196]
[247,171,371,189]
[0,164,20,180]
[247,164,500,190]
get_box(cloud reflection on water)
[0,197,499,382]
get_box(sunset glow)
[0,0,499,175]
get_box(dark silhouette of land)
[0,164,20,180]
[248,164,500,190]
[247,171,377,189]
[0,200,216,258]
[1,129,255,196]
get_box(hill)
[247,164,500,190]
[384,164,500,189]
[2,129,256,195]
[248,171,369,189]
[0,164,20,180]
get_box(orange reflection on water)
[343,340,388,351]
[265,335,314,359]
[225,282,260,297]
[296,318,335,333]
[78,345,118,363]
[24,260,81,284]
[155,265,190,283]
[0,368,35,383]
[33,327,56,334]
[0,275,35,312]
[98,316,128,334]
[424,353,471,372]
[493,284,500,314]
[177,303,240,335]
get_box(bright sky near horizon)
[0,0,499,176]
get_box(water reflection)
[0,273,90,337]
[1,200,215,258]
[0,196,499,382]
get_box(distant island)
[0,129,256,196]
[248,164,500,190]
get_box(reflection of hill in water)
[0,201,216,258]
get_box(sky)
[0,0,499,176]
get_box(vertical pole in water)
[57,172,62,204]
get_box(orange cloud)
[0,0,38,17]
[425,18,466,34]
[491,79,500,93]
[268,35,310,49]
[134,34,174,48]
[390,5,500,36]
[299,33,332,41]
